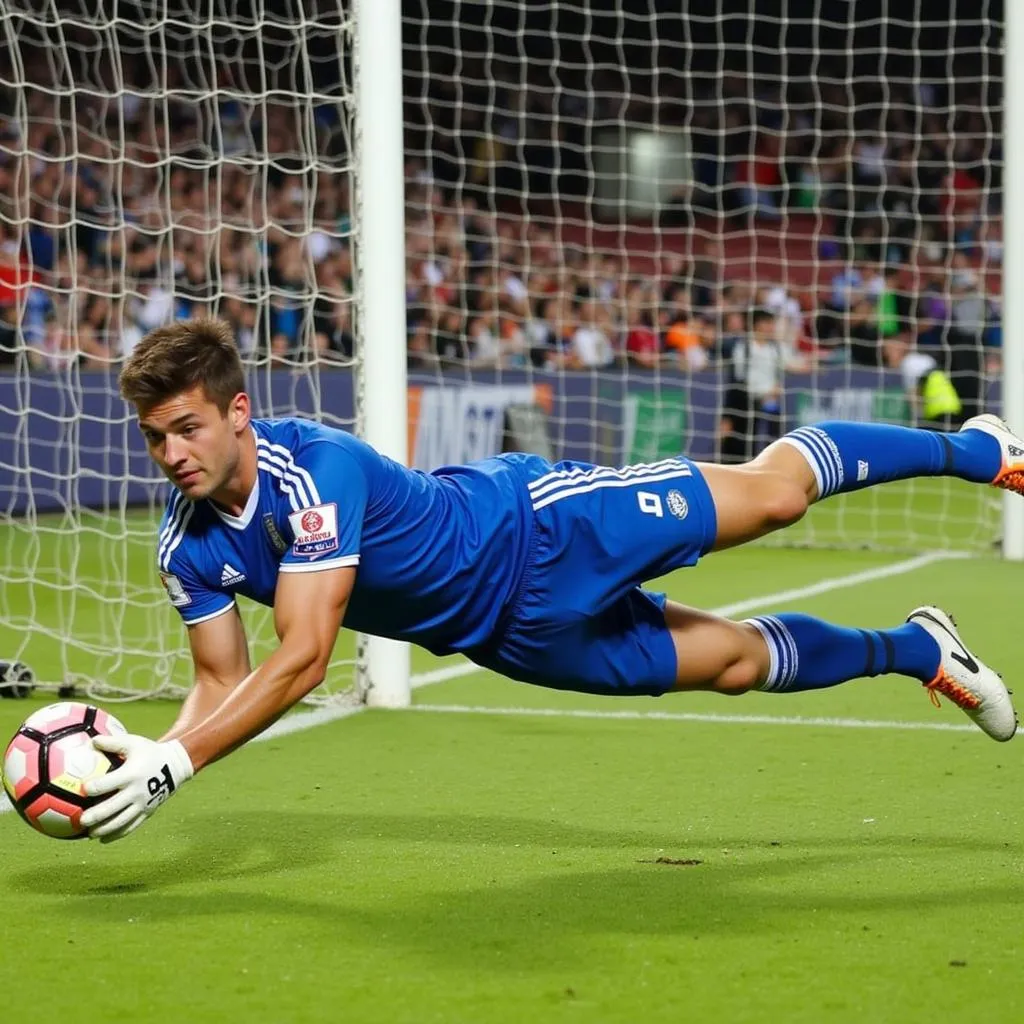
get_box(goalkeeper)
[82,318,1020,841]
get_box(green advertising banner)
[623,390,689,463]
[794,388,910,426]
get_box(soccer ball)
[2,702,125,840]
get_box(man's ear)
[229,392,251,434]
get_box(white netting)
[401,2,1003,551]
[0,0,362,699]
[0,2,1009,700]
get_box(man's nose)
[164,435,187,465]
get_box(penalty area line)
[407,703,977,734]
[410,549,969,691]
[0,549,970,818]
[707,549,968,618]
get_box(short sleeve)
[156,493,236,626]
[159,557,235,626]
[278,441,367,575]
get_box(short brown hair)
[119,318,245,413]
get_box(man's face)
[137,385,248,500]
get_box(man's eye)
[182,426,197,438]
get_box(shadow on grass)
[6,809,1023,969]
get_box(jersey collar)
[209,475,259,530]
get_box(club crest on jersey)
[262,513,289,555]
[666,489,688,519]
[287,502,339,557]
[159,572,192,607]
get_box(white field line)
[410,550,965,689]
[408,703,976,733]
[708,549,968,618]
[0,550,970,817]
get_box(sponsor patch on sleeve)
[159,572,192,607]
[287,502,340,558]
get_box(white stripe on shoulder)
[255,443,311,507]
[157,493,189,569]
[258,437,322,505]
[257,457,305,512]
[255,441,318,508]
[159,501,195,571]
[157,490,185,563]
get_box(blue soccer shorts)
[471,455,718,696]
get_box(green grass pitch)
[0,483,1022,1023]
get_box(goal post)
[1002,2,1024,560]
[0,0,411,705]
[353,0,411,706]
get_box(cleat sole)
[994,470,1024,495]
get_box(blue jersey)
[157,417,535,655]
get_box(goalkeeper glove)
[80,734,194,843]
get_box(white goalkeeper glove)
[80,734,194,843]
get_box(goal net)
[0,1,1008,701]
[0,0,365,700]
[401,2,1003,554]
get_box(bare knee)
[755,471,809,529]
[669,611,770,694]
[714,651,763,694]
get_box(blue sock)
[746,614,941,692]
[780,421,1001,499]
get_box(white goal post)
[354,0,410,706]
[1002,2,1024,560]
[0,0,411,705]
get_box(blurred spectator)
[946,264,990,422]
[733,132,783,220]
[847,298,884,368]
[623,280,660,369]
[0,12,1001,411]
[569,297,615,369]
[719,308,784,464]
[662,288,711,371]
[436,307,471,365]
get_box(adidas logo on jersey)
[220,562,247,587]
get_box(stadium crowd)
[0,53,1003,439]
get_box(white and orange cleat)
[960,414,1024,495]
[907,606,1017,742]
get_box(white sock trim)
[777,435,826,501]
[745,615,799,692]
[745,616,781,692]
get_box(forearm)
[176,646,324,772]
[159,680,238,743]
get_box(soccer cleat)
[959,414,1024,495]
[907,606,1017,742]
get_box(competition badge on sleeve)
[287,504,339,557]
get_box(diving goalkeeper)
[81,318,1019,842]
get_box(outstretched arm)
[81,566,353,841]
[160,604,252,742]
[178,565,353,770]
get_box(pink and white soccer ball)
[2,702,126,840]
